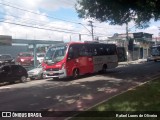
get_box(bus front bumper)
[43,69,67,79]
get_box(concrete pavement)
[118,59,147,67]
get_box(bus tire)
[73,68,79,79]
[102,64,107,73]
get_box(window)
[45,45,67,62]
[104,45,116,55]
[11,65,20,73]
[0,55,11,60]
[2,66,11,73]
[37,53,45,57]
[68,45,79,59]
[19,53,33,57]
[79,45,88,56]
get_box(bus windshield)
[44,46,67,63]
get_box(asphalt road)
[0,61,160,119]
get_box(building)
[100,32,154,61]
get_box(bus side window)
[68,47,74,59]
[98,47,105,55]
[105,48,110,55]
[68,45,79,60]
[79,45,88,56]
[93,48,98,56]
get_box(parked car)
[0,65,28,83]
[28,64,43,80]
[37,53,45,63]
[0,54,15,66]
[16,52,34,66]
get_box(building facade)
[100,32,154,61]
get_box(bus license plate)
[49,72,54,75]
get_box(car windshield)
[44,45,67,63]
[37,64,42,68]
[0,55,11,60]
[19,53,33,57]
[37,53,45,57]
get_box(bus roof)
[49,41,116,48]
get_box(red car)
[16,52,34,66]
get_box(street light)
[78,22,94,41]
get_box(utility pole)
[70,35,72,41]
[126,22,129,62]
[126,22,128,42]
[158,27,160,44]
[79,34,81,41]
[88,21,94,41]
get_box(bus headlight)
[61,63,66,69]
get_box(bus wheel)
[102,65,107,73]
[73,69,79,79]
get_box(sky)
[0,0,160,42]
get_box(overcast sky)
[0,0,160,42]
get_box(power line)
[0,1,116,37]
[94,25,125,30]
[0,12,81,33]
[0,12,109,37]
[0,20,105,37]
[0,2,83,25]
[0,1,122,31]
[57,0,76,6]
[0,20,108,37]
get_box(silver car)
[28,64,43,80]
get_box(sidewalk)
[118,59,147,67]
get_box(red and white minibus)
[42,42,118,79]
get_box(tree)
[75,0,160,28]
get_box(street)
[0,61,160,119]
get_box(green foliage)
[75,0,160,28]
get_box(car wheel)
[40,73,43,79]
[20,76,27,83]
[101,64,107,73]
[37,73,43,80]
[73,68,79,79]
